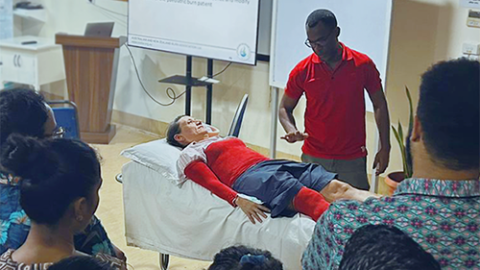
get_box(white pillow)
[120,138,182,181]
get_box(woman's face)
[90,177,102,217]
[77,177,102,232]
[174,116,209,145]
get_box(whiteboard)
[257,0,272,56]
[128,0,260,65]
[269,0,392,112]
[0,0,13,39]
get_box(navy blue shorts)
[232,160,336,218]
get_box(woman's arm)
[185,160,268,224]
[185,160,238,205]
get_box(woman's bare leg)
[319,179,381,203]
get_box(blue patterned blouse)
[302,178,480,270]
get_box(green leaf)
[392,125,402,148]
[406,86,414,134]
[393,123,408,176]
[390,86,415,178]
[398,123,404,145]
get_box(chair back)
[228,94,249,137]
[47,100,80,139]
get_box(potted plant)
[385,87,414,195]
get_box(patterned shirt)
[0,249,125,270]
[302,178,480,270]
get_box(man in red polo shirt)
[279,9,391,190]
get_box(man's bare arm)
[369,89,391,175]
[279,94,308,143]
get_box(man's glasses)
[305,28,335,48]
[47,127,65,138]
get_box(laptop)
[84,22,114,37]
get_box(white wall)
[382,0,480,173]
[38,0,480,176]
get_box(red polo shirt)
[285,44,382,160]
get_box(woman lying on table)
[167,115,378,224]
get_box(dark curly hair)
[0,88,49,145]
[0,135,100,226]
[417,58,479,170]
[339,225,441,270]
[208,245,283,270]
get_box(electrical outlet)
[463,43,480,55]
[467,10,480,28]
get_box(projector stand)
[158,56,215,124]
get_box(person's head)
[166,115,209,147]
[407,58,479,175]
[208,245,283,270]
[339,225,441,270]
[0,88,58,146]
[49,256,114,270]
[0,135,102,234]
[305,9,340,60]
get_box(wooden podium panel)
[56,34,121,144]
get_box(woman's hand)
[236,197,270,224]
[112,244,127,262]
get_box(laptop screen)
[84,22,114,37]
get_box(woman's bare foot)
[320,180,380,202]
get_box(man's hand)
[280,131,309,143]
[236,197,270,224]
[373,147,390,175]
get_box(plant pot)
[384,171,405,195]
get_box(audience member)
[0,136,124,269]
[49,256,115,270]
[208,245,283,270]
[0,88,124,260]
[302,58,480,269]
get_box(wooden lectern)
[55,34,123,144]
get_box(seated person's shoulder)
[0,249,14,262]
[320,196,391,224]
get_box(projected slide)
[128,0,260,65]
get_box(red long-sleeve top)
[184,138,269,206]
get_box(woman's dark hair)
[49,256,114,270]
[208,245,283,270]
[306,9,337,29]
[417,58,479,170]
[0,88,49,145]
[166,115,186,148]
[0,135,101,225]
